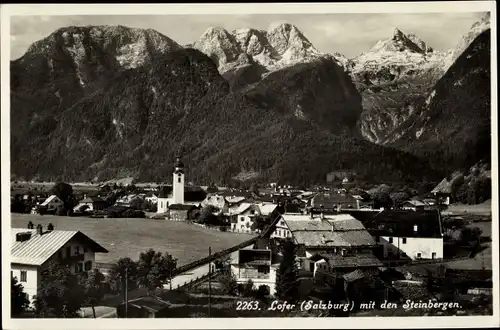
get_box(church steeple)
[174,156,184,174]
[173,156,185,204]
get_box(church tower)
[173,156,185,204]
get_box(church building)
[157,157,206,214]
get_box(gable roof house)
[273,213,378,275]
[39,195,64,212]
[11,224,108,305]
[351,210,444,260]
[311,193,360,212]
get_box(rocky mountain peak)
[369,27,425,54]
[449,12,490,65]
[192,26,243,68]
[266,22,315,55]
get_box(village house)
[38,195,64,213]
[230,239,281,295]
[271,213,377,275]
[430,172,463,205]
[352,210,444,260]
[167,204,200,221]
[11,224,108,306]
[400,199,433,211]
[229,202,279,233]
[311,192,360,211]
[73,195,107,213]
[144,192,158,205]
[157,157,207,214]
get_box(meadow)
[11,214,254,266]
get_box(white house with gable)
[11,223,108,306]
[354,210,444,260]
[39,195,64,212]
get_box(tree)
[460,227,483,245]
[11,276,30,317]
[197,205,219,225]
[275,239,299,303]
[250,183,259,196]
[240,279,255,297]
[80,268,106,318]
[250,216,269,232]
[34,264,85,318]
[108,257,139,298]
[51,182,75,211]
[137,249,177,294]
[390,191,410,207]
[129,198,146,210]
[373,191,393,209]
[218,268,238,296]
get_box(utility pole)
[125,267,128,318]
[208,246,212,317]
[169,266,173,290]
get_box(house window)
[240,225,244,229]
[250,210,255,215]
[402,238,407,244]
[432,252,436,259]
[417,253,422,259]
[258,266,270,274]
[341,249,346,256]
[178,177,181,183]
[240,217,245,222]
[20,271,27,282]
[75,246,80,254]
[83,247,88,253]
[66,246,71,257]
[375,236,380,243]
[389,237,393,244]
[11,271,13,278]
[84,261,92,271]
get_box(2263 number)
[236,301,260,311]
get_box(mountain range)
[10,13,491,186]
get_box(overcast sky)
[10,12,486,60]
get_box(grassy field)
[446,200,492,216]
[11,214,254,265]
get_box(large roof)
[256,203,278,216]
[312,193,358,207]
[350,209,443,238]
[320,252,383,268]
[293,230,375,247]
[11,228,108,266]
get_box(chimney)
[27,221,34,229]
[36,224,43,236]
[47,223,54,231]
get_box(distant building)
[39,195,64,212]
[230,239,281,295]
[145,192,158,205]
[400,200,432,211]
[229,202,279,233]
[73,195,107,213]
[11,224,108,306]
[167,204,199,221]
[311,193,360,211]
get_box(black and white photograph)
[1,2,498,329]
